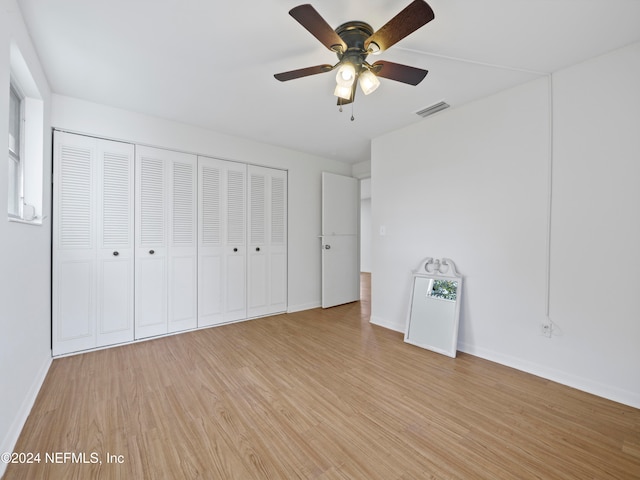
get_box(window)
[8,41,44,224]
[8,81,23,218]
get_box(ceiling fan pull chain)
[351,102,355,121]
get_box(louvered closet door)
[135,146,197,339]
[168,153,197,333]
[53,132,97,355]
[96,139,135,347]
[135,146,169,339]
[198,157,247,326]
[247,166,287,318]
[53,132,134,356]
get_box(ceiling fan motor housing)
[334,21,375,72]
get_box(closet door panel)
[247,167,268,317]
[168,156,197,333]
[53,132,96,355]
[227,168,247,248]
[225,165,247,321]
[135,256,167,336]
[97,140,135,346]
[247,166,288,318]
[135,147,168,339]
[56,143,94,250]
[268,170,288,312]
[199,254,223,325]
[248,250,267,312]
[226,251,246,321]
[198,157,247,326]
[169,255,197,332]
[136,146,197,338]
[54,259,95,354]
[198,158,224,326]
[270,251,287,307]
[98,258,132,344]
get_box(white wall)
[51,94,352,313]
[360,198,372,273]
[549,42,640,405]
[370,42,640,408]
[360,178,372,273]
[0,0,53,474]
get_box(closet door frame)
[53,132,288,355]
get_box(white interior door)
[53,133,96,355]
[167,154,198,333]
[135,146,198,338]
[198,156,247,326]
[135,147,168,339]
[198,157,226,326]
[247,165,287,318]
[96,139,135,347]
[53,132,135,355]
[321,172,359,308]
[224,165,248,321]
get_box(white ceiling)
[17,0,640,164]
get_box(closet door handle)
[113,251,119,256]
[256,247,260,252]
[233,248,238,252]
[149,249,155,255]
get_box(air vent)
[416,101,449,118]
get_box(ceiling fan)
[274,0,435,107]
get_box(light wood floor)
[4,273,640,479]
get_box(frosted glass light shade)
[359,70,380,95]
[334,84,352,100]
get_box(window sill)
[8,216,43,226]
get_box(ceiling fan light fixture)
[334,83,353,100]
[275,2,436,109]
[335,62,356,86]
[359,70,380,95]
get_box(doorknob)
[149,249,155,255]
[113,251,119,256]
[324,244,331,250]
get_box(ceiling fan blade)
[274,64,334,82]
[371,60,428,85]
[289,4,347,52]
[365,0,435,52]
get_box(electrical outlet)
[541,323,552,338]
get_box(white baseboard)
[363,317,639,409]
[287,301,321,313]
[0,354,52,478]
[370,315,404,333]
[458,342,640,409]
